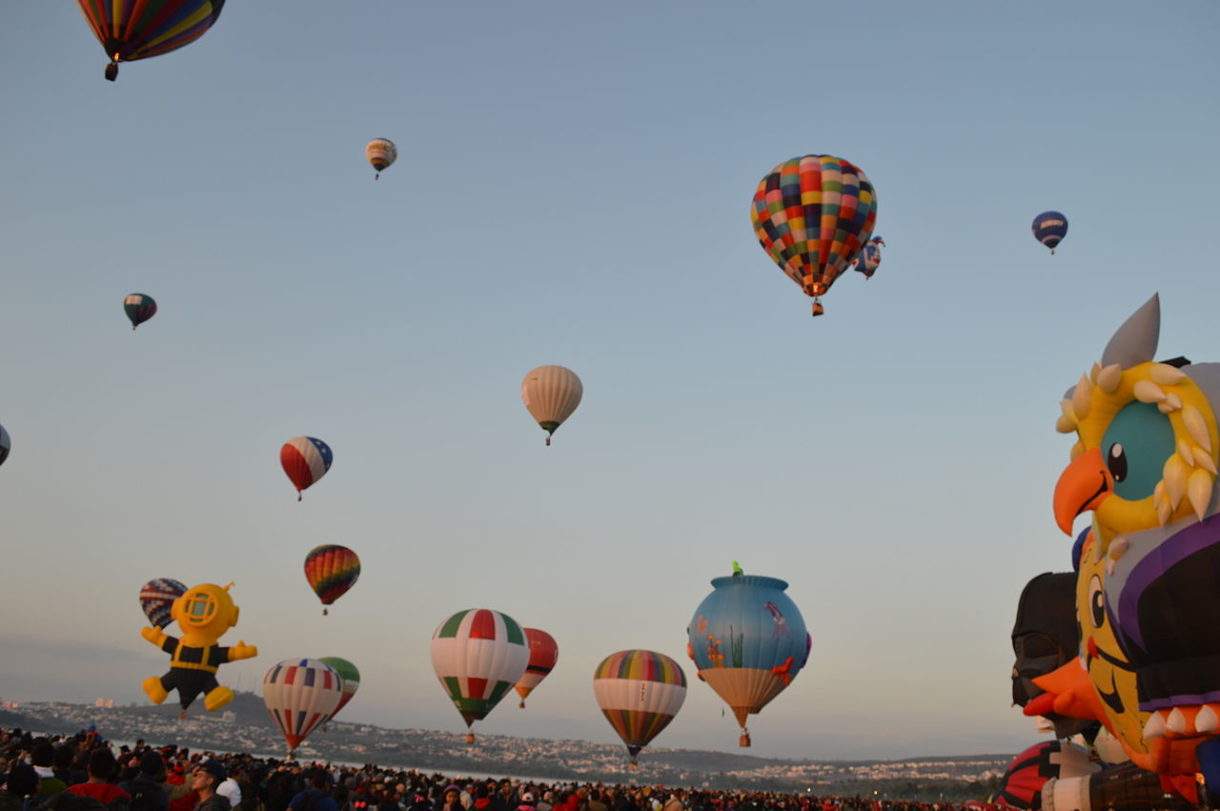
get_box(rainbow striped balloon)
[304,545,360,614]
[593,650,686,766]
[76,0,227,81]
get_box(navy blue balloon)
[1033,211,1069,253]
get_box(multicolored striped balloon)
[76,0,227,81]
[750,155,878,316]
[280,436,333,501]
[262,658,343,755]
[304,545,360,615]
[319,657,360,718]
[687,570,809,747]
[365,139,397,180]
[139,578,187,628]
[1032,211,1069,254]
[593,649,686,767]
[514,628,559,708]
[430,608,529,741]
[124,293,157,330]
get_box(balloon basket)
[465,732,475,744]
[627,762,639,772]
[739,731,751,747]
[519,700,525,708]
[322,608,328,616]
[811,301,825,317]
[105,63,118,81]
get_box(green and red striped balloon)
[430,608,529,741]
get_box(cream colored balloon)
[521,365,583,445]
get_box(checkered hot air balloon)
[1032,211,1069,254]
[430,608,529,743]
[139,578,187,629]
[124,293,157,330]
[280,437,333,501]
[76,0,227,81]
[304,545,360,615]
[365,139,397,180]
[514,628,558,708]
[593,650,687,769]
[750,154,878,317]
[262,658,343,756]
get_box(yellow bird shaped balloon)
[521,365,583,446]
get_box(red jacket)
[68,784,132,805]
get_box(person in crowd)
[31,740,67,798]
[119,752,169,811]
[65,748,130,810]
[288,768,338,811]
[436,785,462,811]
[0,761,39,811]
[191,762,229,811]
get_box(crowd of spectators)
[0,728,969,811]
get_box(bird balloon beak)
[1054,447,1112,534]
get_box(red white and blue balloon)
[280,436,333,501]
[262,658,344,754]
[139,578,187,628]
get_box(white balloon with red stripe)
[262,658,344,755]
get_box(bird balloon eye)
[1107,443,1128,482]
[1088,575,1105,628]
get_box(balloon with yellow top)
[139,582,258,717]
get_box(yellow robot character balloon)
[140,582,257,716]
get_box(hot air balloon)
[687,566,809,746]
[76,0,227,81]
[515,628,558,708]
[1032,211,1068,254]
[319,657,360,718]
[124,294,157,330]
[366,139,397,180]
[521,365,582,446]
[139,578,187,629]
[304,545,360,615]
[852,236,885,279]
[750,154,878,316]
[593,650,686,769]
[263,658,343,756]
[991,740,1097,809]
[280,437,333,501]
[430,608,529,743]
[0,423,10,468]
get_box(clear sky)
[1,2,1218,762]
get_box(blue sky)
[1,2,1218,762]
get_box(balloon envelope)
[139,578,187,629]
[515,628,559,706]
[319,656,360,717]
[992,740,1096,809]
[431,609,529,728]
[366,139,397,178]
[521,366,583,444]
[304,545,360,609]
[76,0,227,80]
[1032,211,1069,252]
[262,658,343,754]
[0,423,10,467]
[750,155,878,310]
[687,572,808,738]
[593,649,686,764]
[124,293,157,330]
[280,437,333,499]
